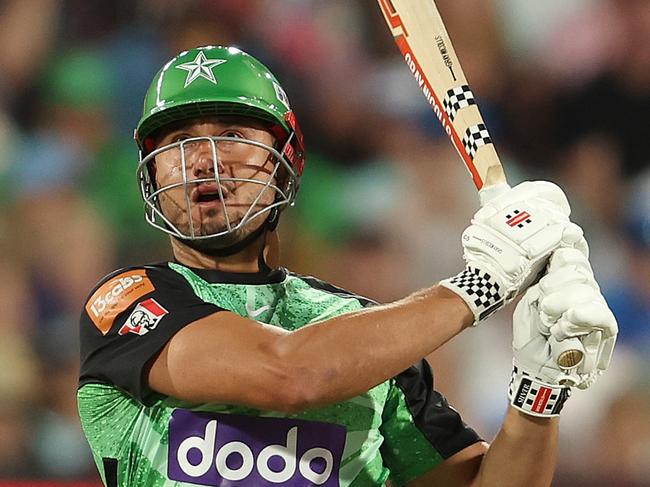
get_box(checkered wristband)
[440,266,506,325]
[508,365,571,418]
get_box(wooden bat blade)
[377,0,585,370]
[376,0,505,190]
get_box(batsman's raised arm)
[78,46,617,487]
[145,180,583,411]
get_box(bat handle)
[483,164,508,188]
[549,334,585,385]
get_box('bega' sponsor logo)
[168,410,345,486]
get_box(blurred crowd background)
[0,0,648,485]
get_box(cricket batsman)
[78,46,618,487]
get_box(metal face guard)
[137,135,298,240]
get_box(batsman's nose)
[188,139,224,179]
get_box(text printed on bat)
[435,35,457,81]
[403,51,452,136]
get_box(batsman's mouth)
[191,183,229,206]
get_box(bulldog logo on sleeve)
[119,298,169,336]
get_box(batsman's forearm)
[476,407,558,487]
[273,285,473,408]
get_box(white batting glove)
[441,181,586,325]
[508,248,618,418]
[537,248,618,389]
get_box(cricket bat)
[377,0,584,370]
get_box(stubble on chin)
[179,217,265,254]
[160,187,274,243]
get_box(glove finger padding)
[539,267,597,298]
[559,222,588,255]
[541,284,602,330]
[544,247,594,282]
[539,248,606,334]
[560,303,618,339]
[549,307,617,347]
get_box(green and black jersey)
[78,262,481,487]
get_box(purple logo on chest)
[168,410,346,486]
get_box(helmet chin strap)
[175,207,280,262]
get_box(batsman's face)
[152,116,278,241]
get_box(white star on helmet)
[176,51,227,88]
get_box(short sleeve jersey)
[78,262,481,487]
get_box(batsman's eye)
[172,133,192,143]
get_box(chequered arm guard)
[508,365,571,417]
[440,266,506,325]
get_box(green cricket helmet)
[134,45,305,243]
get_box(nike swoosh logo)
[245,303,271,319]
